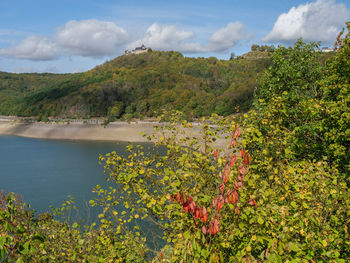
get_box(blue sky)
[0,0,349,73]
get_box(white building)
[125,44,150,55]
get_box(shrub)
[96,111,349,262]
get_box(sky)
[0,0,349,73]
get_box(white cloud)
[0,36,58,61]
[128,22,249,53]
[127,23,202,52]
[0,20,250,61]
[0,20,129,60]
[207,22,250,52]
[264,0,350,44]
[56,19,129,57]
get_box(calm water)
[0,135,151,219]
[0,135,165,249]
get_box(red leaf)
[240,149,245,158]
[213,219,220,234]
[212,198,218,209]
[225,189,231,203]
[244,153,250,165]
[234,180,239,190]
[232,190,238,204]
[249,198,257,208]
[224,165,230,183]
[230,155,237,167]
[202,225,207,235]
[217,195,224,211]
[194,207,201,219]
[219,171,222,179]
[202,207,208,223]
[235,206,240,215]
[183,204,189,213]
[189,199,196,213]
[176,192,180,203]
[239,165,246,176]
[223,173,228,183]
[213,149,218,159]
[233,126,241,140]
[219,183,225,195]
[209,219,220,234]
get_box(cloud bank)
[0,36,57,60]
[264,0,350,44]
[207,22,250,52]
[128,22,249,54]
[0,20,250,61]
[56,20,129,57]
[127,23,203,53]
[0,20,130,61]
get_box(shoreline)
[0,120,157,142]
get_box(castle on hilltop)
[125,44,150,55]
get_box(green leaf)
[288,242,301,252]
[268,253,282,263]
[32,234,45,242]
[291,201,298,209]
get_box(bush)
[248,25,349,181]
[95,111,349,262]
[0,191,148,262]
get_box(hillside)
[0,51,271,118]
[0,51,274,119]
[0,50,335,120]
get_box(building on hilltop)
[124,44,150,55]
[316,47,333,53]
[321,47,333,52]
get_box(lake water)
[0,135,165,249]
[0,135,152,220]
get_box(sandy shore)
[0,120,156,142]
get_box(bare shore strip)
[0,119,156,142]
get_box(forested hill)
[1,50,274,119]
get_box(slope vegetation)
[0,51,272,119]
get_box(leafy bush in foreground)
[0,191,147,262]
[249,24,349,181]
[94,112,349,262]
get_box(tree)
[249,39,325,163]
[108,101,124,121]
[319,22,350,179]
[251,44,259,51]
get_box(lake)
[0,135,153,222]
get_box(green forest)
[0,47,280,119]
[0,22,349,262]
[0,44,333,121]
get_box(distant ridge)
[0,50,273,119]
